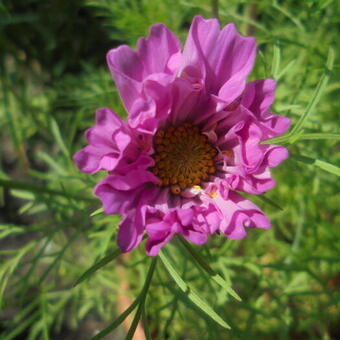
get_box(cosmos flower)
[73,16,290,256]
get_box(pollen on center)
[151,123,217,194]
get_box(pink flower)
[74,16,290,256]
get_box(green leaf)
[91,258,157,340]
[125,258,157,340]
[257,195,283,211]
[289,47,335,137]
[49,117,71,159]
[73,248,121,286]
[91,297,140,340]
[142,305,152,340]
[291,154,340,177]
[272,0,304,31]
[37,228,81,285]
[177,237,241,301]
[0,177,95,202]
[293,133,340,141]
[276,58,297,81]
[263,132,340,145]
[271,42,281,79]
[90,207,104,217]
[159,251,231,330]
[1,311,40,340]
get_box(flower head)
[74,16,290,256]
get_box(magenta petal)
[117,213,144,252]
[145,216,175,256]
[73,108,129,174]
[182,16,256,103]
[94,176,138,214]
[107,24,180,113]
[177,209,194,226]
[242,79,276,113]
[264,145,289,167]
[137,24,181,75]
[213,191,271,238]
[242,79,291,138]
[146,233,174,256]
[73,146,104,174]
[182,230,208,245]
[107,46,143,112]
[108,169,158,191]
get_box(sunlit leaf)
[159,251,231,330]
[74,248,122,286]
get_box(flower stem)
[211,0,219,19]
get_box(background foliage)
[0,0,339,339]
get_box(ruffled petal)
[213,191,270,238]
[94,175,141,214]
[137,24,182,75]
[73,108,130,174]
[108,169,159,190]
[107,24,181,113]
[117,212,144,252]
[242,79,291,138]
[182,16,256,105]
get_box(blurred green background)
[0,0,339,339]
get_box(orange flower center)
[151,123,217,194]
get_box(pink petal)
[73,108,127,174]
[182,16,256,105]
[242,79,291,138]
[108,169,158,191]
[107,24,180,113]
[117,213,144,252]
[137,24,181,75]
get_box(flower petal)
[107,24,180,113]
[213,191,270,238]
[242,79,291,138]
[182,16,256,104]
[73,108,129,174]
[117,213,144,252]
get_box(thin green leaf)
[49,117,71,158]
[177,237,241,301]
[289,47,335,137]
[257,195,283,211]
[0,178,95,202]
[91,297,140,340]
[263,132,340,144]
[90,207,104,217]
[36,150,68,175]
[73,248,121,286]
[159,251,231,330]
[1,311,40,340]
[291,154,340,177]
[125,258,157,340]
[272,1,304,31]
[37,228,81,285]
[142,305,152,340]
[91,258,157,340]
[293,133,340,141]
[276,58,297,80]
[271,43,281,79]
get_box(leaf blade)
[177,237,241,301]
[291,154,340,177]
[159,251,231,330]
[74,248,121,287]
[289,47,335,137]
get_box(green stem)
[0,178,95,202]
[211,0,219,19]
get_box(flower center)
[151,123,217,195]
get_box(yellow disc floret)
[151,123,217,194]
